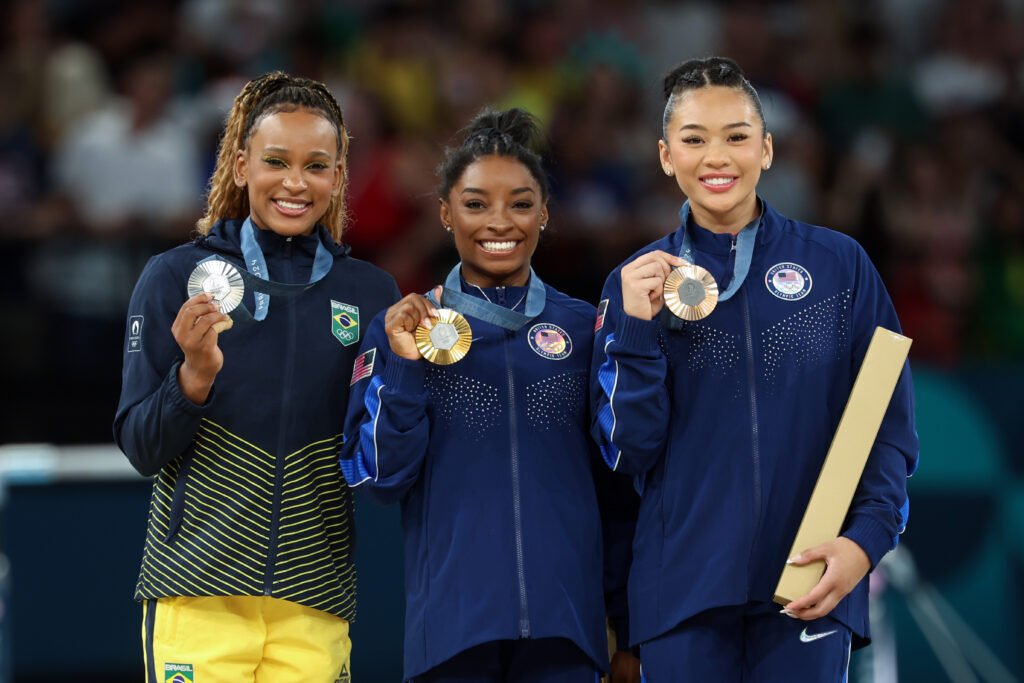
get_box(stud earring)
[236,179,245,187]
[765,162,771,170]
[540,224,547,232]
[665,168,674,176]
[445,225,452,233]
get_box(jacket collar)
[672,197,780,255]
[200,218,351,258]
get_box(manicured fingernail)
[422,317,432,329]
[429,308,439,318]
[780,608,797,618]
[786,556,799,564]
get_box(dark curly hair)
[436,107,549,201]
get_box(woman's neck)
[460,266,530,289]
[690,197,760,235]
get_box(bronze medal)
[664,262,719,321]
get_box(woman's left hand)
[782,537,871,620]
[608,650,642,683]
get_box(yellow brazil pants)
[142,595,351,683]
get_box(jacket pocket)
[164,453,193,542]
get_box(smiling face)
[234,108,343,237]
[440,154,548,288]
[659,85,772,233]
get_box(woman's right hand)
[172,292,232,405]
[384,287,441,361]
[620,250,686,320]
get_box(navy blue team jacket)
[591,200,919,647]
[341,276,631,679]
[114,218,398,620]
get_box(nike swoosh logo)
[800,627,838,643]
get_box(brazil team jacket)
[591,200,919,647]
[341,276,634,679]
[114,218,399,620]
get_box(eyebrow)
[677,122,753,132]
[263,146,331,158]
[460,187,536,195]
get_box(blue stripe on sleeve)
[596,334,622,471]
[908,429,920,476]
[893,496,910,550]
[341,375,384,487]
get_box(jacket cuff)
[168,360,214,412]
[842,514,894,569]
[382,351,428,392]
[615,315,661,355]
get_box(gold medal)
[187,260,245,314]
[664,262,719,320]
[415,309,472,365]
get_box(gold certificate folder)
[773,326,912,605]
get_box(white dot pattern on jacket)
[425,368,499,438]
[660,322,743,399]
[762,289,852,388]
[526,371,587,432]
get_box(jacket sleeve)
[840,245,920,568]
[113,255,211,476]
[590,268,672,477]
[593,449,639,650]
[340,315,430,505]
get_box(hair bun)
[463,108,542,152]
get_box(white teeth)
[276,200,307,210]
[481,241,517,252]
[703,177,735,186]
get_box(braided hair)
[437,107,549,201]
[661,57,767,140]
[196,72,350,242]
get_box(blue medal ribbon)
[426,263,546,332]
[662,199,762,330]
[198,217,334,324]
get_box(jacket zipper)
[741,285,762,570]
[264,236,294,595]
[498,287,530,637]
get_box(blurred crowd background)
[1,0,1023,680]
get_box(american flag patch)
[595,299,609,331]
[350,348,376,385]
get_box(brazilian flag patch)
[331,301,360,346]
[164,663,194,682]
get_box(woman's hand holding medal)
[172,292,233,404]
[385,286,442,361]
[620,251,687,320]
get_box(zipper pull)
[731,235,738,252]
